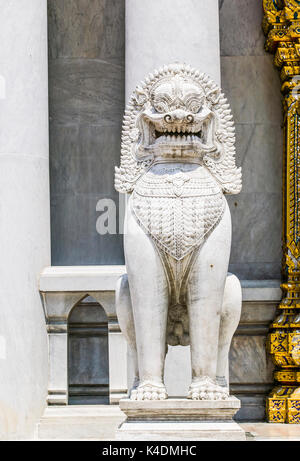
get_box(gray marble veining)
[48,0,125,265]
[228,192,282,279]
[48,0,125,60]
[49,59,124,126]
[221,56,282,125]
[219,0,265,57]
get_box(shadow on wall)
[48,0,125,266]
[68,297,109,405]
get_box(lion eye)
[192,105,201,113]
[186,96,203,114]
[153,99,168,113]
[189,102,201,114]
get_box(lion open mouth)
[136,109,215,154]
[134,100,219,158]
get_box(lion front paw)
[187,376,229,400]
[130,381,168,401]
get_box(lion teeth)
[153,131,203,145]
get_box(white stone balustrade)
[40,266,127,405]
[40,265,281,415]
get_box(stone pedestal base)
[116,398,246,441]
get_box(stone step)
[117,397,246,441]
[36,405,125,441]
[36,405,300,441]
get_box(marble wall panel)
[228,192,282,279]
[48,0,125,265]
[50,193,123,265]
[220,3,283,279]
[49,59,124,126]
[221,56,282,125]
[230,301,276,420]
[48,0,124,61]
[49,124,121,196]
[232,123,282,194]
[219,0,265,57]
[230,335,273,385]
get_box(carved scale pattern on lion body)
[132,163,226,346]
[132,164,225,261]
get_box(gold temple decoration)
[263,0,300,423]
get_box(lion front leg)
[123,199,169,401]
[186,202,232,401]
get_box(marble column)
[48,322,68,406]
[126,0,221,100]
[0,1,50,439]
[125,0,221,397]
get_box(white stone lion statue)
[115,63,242,401]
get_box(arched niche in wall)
[68,296,109,405]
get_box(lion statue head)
[115,63,241,195]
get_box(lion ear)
[132,86,149,107]
[206,87,221,106]
[203,91,242,195]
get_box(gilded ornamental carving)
[263,0,300,423]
